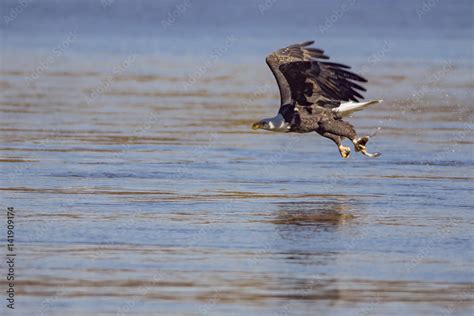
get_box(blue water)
[0,1,473,315]
[1,0,472,61]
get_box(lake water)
[0,0,473,315]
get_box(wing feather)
[265,41,367,109]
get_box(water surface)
[0,0,473,315]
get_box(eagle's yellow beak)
[252,122,262,130]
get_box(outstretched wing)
[266,41,367,108]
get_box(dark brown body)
[289,104,357,140]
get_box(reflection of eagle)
[252,41,382,158]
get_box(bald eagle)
[252,41,381,158]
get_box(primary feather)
[265,40,368,108]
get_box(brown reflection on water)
[271,201,354,227]
[3,271,472,306]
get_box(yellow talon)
[338,145,351,159]
[353,136,369,152]
[353,136,381,158]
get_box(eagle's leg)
[317,132,350,158]
[319,119,381,158]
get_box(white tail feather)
[333,100,383,117]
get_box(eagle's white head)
[251,113,289,133]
